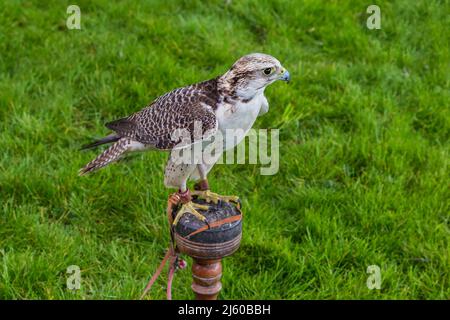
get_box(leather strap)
[185,214,242,239]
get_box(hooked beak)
[279,68,290,82]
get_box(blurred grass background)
[0,0,448,299]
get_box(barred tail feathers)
[79,138,131,175]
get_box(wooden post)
[192,259,222,300]
[172,198,242,300]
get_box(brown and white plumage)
[79,79,219,175]
[80,53,290,198]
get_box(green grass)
[0,0,449,299]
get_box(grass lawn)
[0,0,448,299]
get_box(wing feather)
[105,79,219,150]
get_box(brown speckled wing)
[106,78,220,150]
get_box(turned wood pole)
[191,259,222,300]
[172,198,242,300]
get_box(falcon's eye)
[263,68,273,75]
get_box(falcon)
[80,53,290,225]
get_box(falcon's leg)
[192,164,240,204]
[171,189,209,226]
[164,156,209,226]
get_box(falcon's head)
[220,53,290,100]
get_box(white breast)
[215,93,265,150]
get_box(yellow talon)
[191,190,239,204]
[172,201,209,226]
